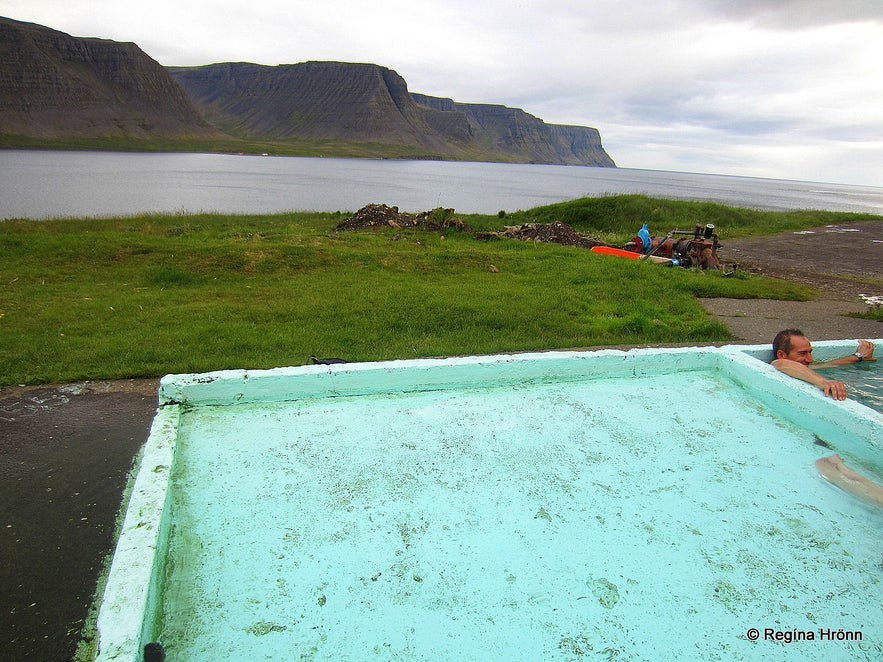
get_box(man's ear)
[775,349,787,360]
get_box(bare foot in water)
[816,454,883,508]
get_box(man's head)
[773,328,814,364]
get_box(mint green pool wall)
[92,342,882,662]
[725,340,882,470]
[94,405,180,661]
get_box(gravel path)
[701,220,882,343]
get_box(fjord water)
[2,150,883,219]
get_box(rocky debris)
[338,205,608,252]
[335,204,470,232]
[476,221,604,249]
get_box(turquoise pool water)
[822,362,882,414]
[738,342,883,414]
[93,347,883,661]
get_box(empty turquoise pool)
[93,344,882,661]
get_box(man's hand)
[856,339,876,361]
[772,358,850,399]
[820,378,848,400]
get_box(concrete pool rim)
[91,340,883,661]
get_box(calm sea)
[2,149,883,220]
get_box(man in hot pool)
[771,329,875,400]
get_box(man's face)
[780,335,814,365]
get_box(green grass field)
[3,194,873,386]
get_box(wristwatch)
[854,352,864,362]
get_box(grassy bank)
[0,134,516,162]
[2,195,860,387]
[499,195,883,240]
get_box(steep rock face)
[547,124,612,166]
[412,93,615,167]
[169,61,449,150]
[0,17,218,138]
[171,62,616,166]
[410,94,474,145]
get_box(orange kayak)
[591,246,675,265]
[591,246,641,259]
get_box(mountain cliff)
[169,61,616,166]
[411,93,614,167]
[0,16,615,167]
[0,17,219,140]
[168,62,448,148]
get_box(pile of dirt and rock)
[335,203,470,232]
[335,205,606,252]
[476,221,605,249]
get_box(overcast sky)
[3,0,882,187]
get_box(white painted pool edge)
[93,341,882,661]
[720,341,883,443]
[157,346,721,406]
[94,405,180,661]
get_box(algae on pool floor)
[157,370,882,661]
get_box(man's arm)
[771,358,848,400]
[816,454,883,508]
[813,339,876,369]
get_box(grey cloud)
[700,0,883,28]
[9,0,883,186]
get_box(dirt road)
[719,219,883,298]
[700,220,882,343]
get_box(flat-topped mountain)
[0,16,615,166]
[169,62,616,166]
[410,92,614,166]
[0,16,220,139]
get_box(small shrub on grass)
[847,295,883,321]
[145,267,202,287]
[846,308,883,321]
